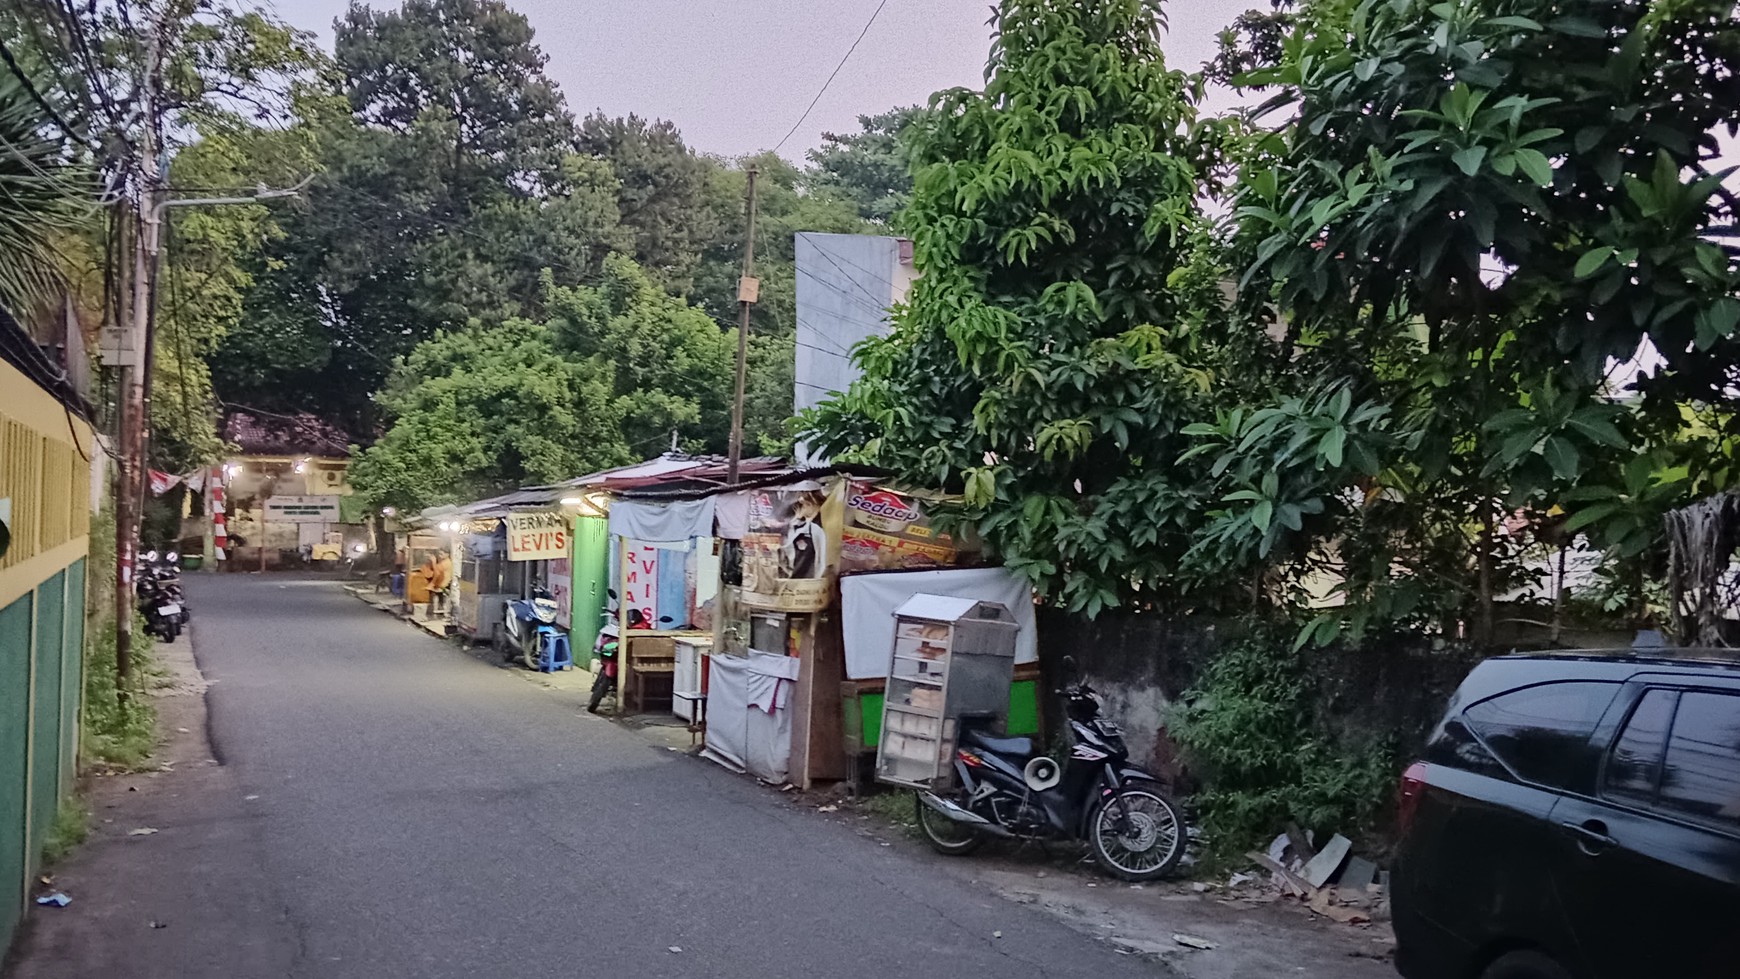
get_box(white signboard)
[504,511,569,562]
[263,495,339,524]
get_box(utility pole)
[726,166,759,484]
[113,37,162,701]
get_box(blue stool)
[538,631,572,673]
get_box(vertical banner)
[621,540,660,628]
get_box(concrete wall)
[793,233,917,419]
[1034,608,1483,788]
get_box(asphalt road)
[13,576,1179,979]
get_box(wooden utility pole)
[725,167,759,484]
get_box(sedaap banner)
[504,511,569,562]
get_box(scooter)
[136,549,188,642]
[906,657,1188,882]
[502,583,563,670]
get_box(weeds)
[82,505,160,770]
[1169,633,1394,860]
[42,798,88,864]
[860,787,919,836]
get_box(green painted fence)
[0,560,85,956]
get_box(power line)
[771,0,890,155]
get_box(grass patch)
[42,797,88,864]
[860,787,919,836]
[81,505,162,770]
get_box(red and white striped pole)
[211,465,228,565]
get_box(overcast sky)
[262,0,1255,160]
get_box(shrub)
[1169,632,1394,857]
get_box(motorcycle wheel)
[521,636,542,671]
[1088,781,1186,882]
[913,793,986,856]
[587,672,615,713]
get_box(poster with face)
[740,484,842,611]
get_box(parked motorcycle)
[586,617,620,713]
[136,549,188,643]
[501,583,562,670]
[908,657,1188,882]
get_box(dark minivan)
[1392,651,1740,979]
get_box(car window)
[1603,688,1676,806]
[1463,681,1620,788]
[1659,691,1740,833]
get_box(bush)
[1169,632,1394,857]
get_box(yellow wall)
[0,358,93,610]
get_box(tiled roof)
[223,411,351,456]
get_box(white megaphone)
[1023,756,1061,792]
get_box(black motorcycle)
[909,658,1187,881]
[136,549,188,642]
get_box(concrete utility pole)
[726,167,759,484]
[113,38,162,700]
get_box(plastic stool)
[538,632,572,673]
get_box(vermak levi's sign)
[504,511,569,561]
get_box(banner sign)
[839,481,959,572]
[504,511,569,561]
[620,542,660,627]
[264,495,340,523]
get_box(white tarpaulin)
[606,497,716,544]
[840,567,1037,680]
[701,650,800,782]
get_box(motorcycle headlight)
[166,550,179,564]
[142,550,158,563]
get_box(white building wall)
[793,233,916,416]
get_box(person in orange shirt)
[430,552,453,613]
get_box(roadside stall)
[455,519,509,645]
[603,494,719,716]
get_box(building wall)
[0,357,92,955]
[793,233,916,417]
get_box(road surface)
[9,576,1180,979]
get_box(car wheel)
[1481,950,1573,979]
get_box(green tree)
[347,319,629,513]
[1233,0,1740,640]
[335,0,575,197]
[801,0,1221,616]
[806,106,928,224]
[577,113,717,289]
[546,254,734,453]
[217,0,624,433]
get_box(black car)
[1392,651,1740,979]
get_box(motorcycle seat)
[963,730,1036,760]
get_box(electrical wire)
[771,0,890,155]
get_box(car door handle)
[1558,819,1617,853]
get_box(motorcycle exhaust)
[918,791,1011,836]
